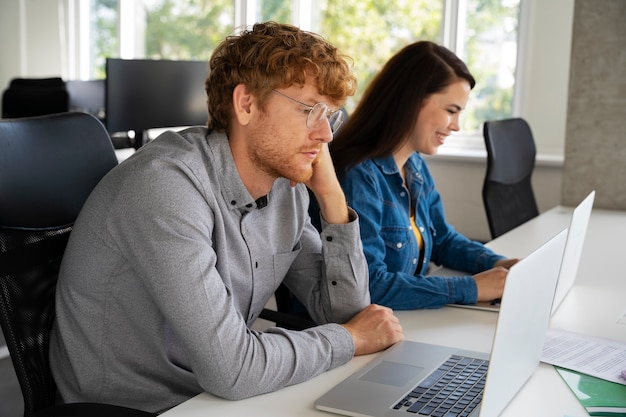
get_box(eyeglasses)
[272,90,344,133]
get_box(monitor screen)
[66,79,106,121]
[105,58,209,134]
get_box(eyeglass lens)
[309,103,344,133]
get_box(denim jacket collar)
[372,153,425,179]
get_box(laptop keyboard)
[393,355,488,416]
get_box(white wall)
[0,0,66,91]
[0,0,575,242]
[518,0,575,157]
[0,0,23,92]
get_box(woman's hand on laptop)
[341,304,404,356]
[474,266,509,302]
[494,258,520,269]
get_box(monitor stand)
[132,129,148,150]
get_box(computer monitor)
[105,58,209,146]
[66,79,106,121]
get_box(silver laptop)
[314,228,568,417]
[447,190,595,313]
[550,190,594,314]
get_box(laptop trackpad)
[359,361,423,387]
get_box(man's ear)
[232,83,254,126]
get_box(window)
[84,0,519,138]
[89,0,234,77]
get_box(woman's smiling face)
[406,79,471,155]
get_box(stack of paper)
[542,328,626,416]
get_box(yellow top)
[410,214,423,250]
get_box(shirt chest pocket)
[272,243,302,284]
[247,243,301,323]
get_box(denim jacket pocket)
[380,226,418,274]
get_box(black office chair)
[260,285,316,330]
[1,77,69,119]
[0,112,155,417]
[482,117,539,239]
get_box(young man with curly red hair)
[50,22,402,413]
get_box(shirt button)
[326,236,333,242]
[419,226,425,232]
[396,242,402,249]
[230,200,236,205]
[400,191,406,197]
[412,258,418,264]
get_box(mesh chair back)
[0,230,70,416]
[0,112,118,416]
[482,117,539,239]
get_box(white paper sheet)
[542,327,626,385]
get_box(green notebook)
[556,367,626,416]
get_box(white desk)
[161,207,626,417]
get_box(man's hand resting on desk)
[474,258,519,302]
[341,304,404,356]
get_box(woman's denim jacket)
[341,153,504,310]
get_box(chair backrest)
[482,117,539,239]
[0,112,118,416]
[1,77,69,119]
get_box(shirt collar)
[205,131,268,211]
[372,153,424,175]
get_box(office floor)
[0,329,24,417]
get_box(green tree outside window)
[92,0,518,134]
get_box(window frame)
[68,0,526,156]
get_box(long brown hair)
[331,41,475,177]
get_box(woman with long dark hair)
[331,41,518,310]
